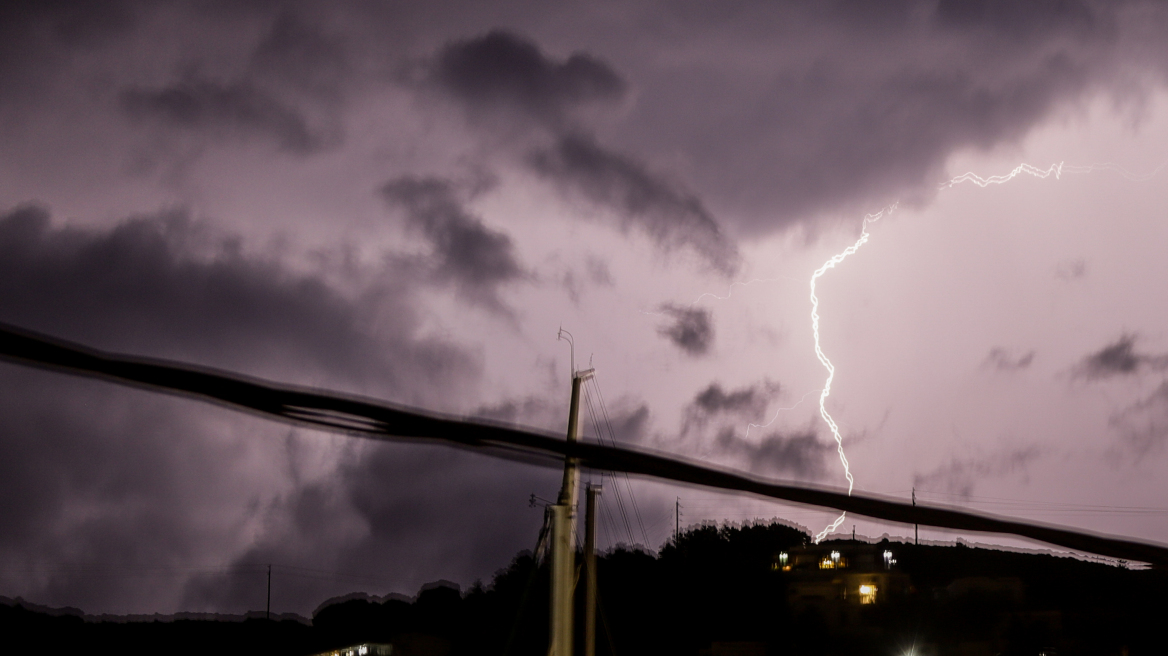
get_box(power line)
[584,376,650,547]
[912,489,1168,514]
[590,376,651,547]
[582,385,636,545]
[3,322,1168,566]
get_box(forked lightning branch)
[807,160,1155,542]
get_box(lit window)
[859,584,877,604]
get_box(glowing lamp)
[858,583,877,604]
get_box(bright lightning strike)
[942,162,1065,188]
[677,159,1159,543]
[808,158,1163,543]
[810,204,896,543]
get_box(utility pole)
[266,564,271,620]
[584,484,602,656]
[911,487,920,543]
[675,497,681,546]
[550,357,594,656]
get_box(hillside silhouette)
[4,520,1166,655]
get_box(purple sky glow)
[3,0,1168,616]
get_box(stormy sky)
[3,0,1168,616]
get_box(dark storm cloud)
[0,375,556,616]
[655,304,713,356]
[0,203,506,614]
[715,427,832,479]
[984,348,1035,372]
[605,0,1168,233]
[424,30,738,273]
[182,441,558,613]
[1086,336,1142,376]
[431,29,627,127]
[1075,335,1168,380]
[677,380,823,477]
[683,380,780,435]
[381,176,526,313]
[913,447,1042,498]
[0,204,476,393]
[0,368,290,614]
[8,1,1168,239]
[529,134,739,274]
[693,382,772,415]
[120,76,334,154]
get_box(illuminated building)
[778,541,912,609]
[311,643,393,656]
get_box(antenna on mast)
[558,326,575,376]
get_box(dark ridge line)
[2,321,1167,566]
[0,596,311,624]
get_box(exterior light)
[859,584,877,604]
[779,552,789,566]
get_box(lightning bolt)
[942,162,1064,188]
[944,160,1167,188]
[809,159,1163,543]
[810,204,896,543]
[689,277,797,306]
[743,388,820,440]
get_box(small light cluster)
[818,551,844,570]
[313,644,392,656]
[882,550,896,570]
